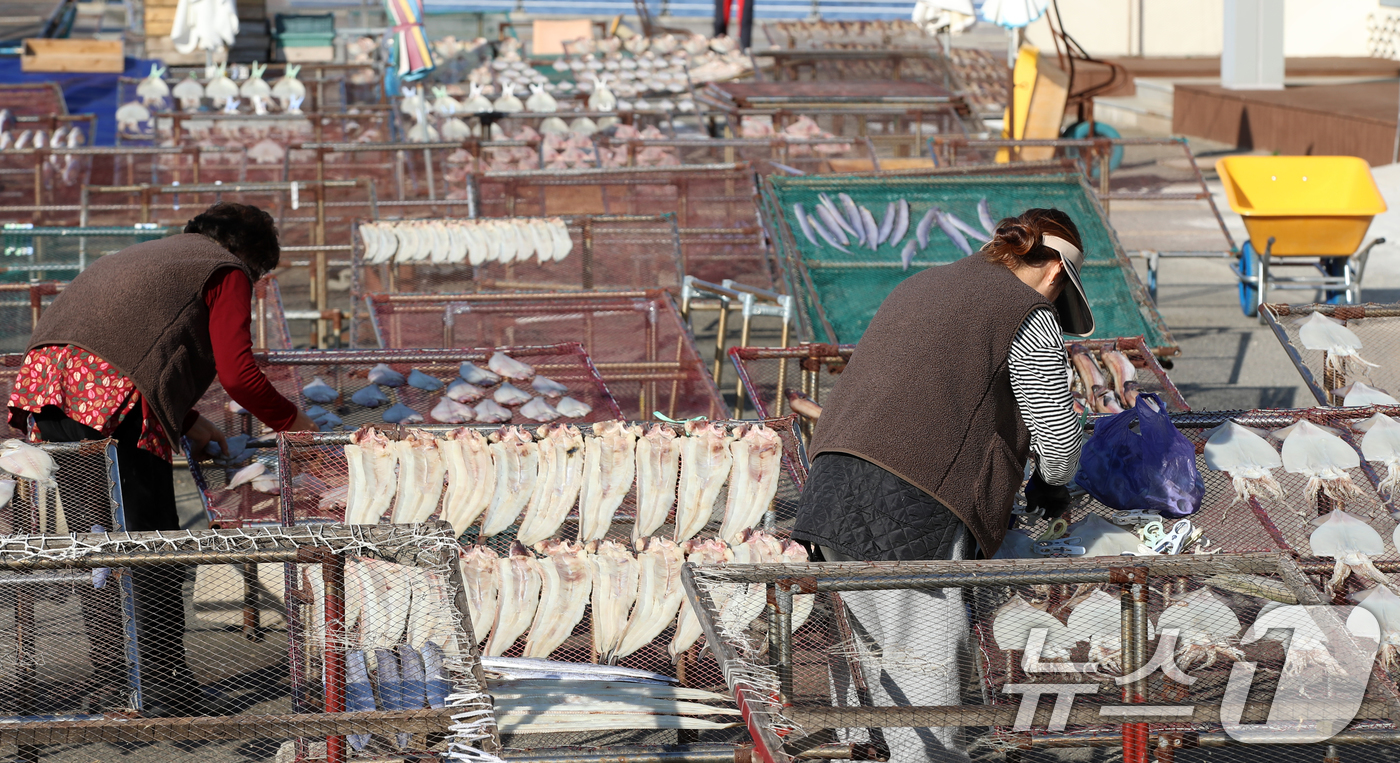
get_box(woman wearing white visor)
[791,208,1094,763]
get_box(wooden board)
[21,38,123,73]
[1019,57,1068,161]
[145,6,176,35]
[824,157,937,173]
[531,18,593,56]
[542,184,606,215]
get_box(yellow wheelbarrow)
[1217,155,1388,317]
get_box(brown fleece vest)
[28,233,252,447]
[808,255,1052,556]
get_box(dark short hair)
[184,202,280,277]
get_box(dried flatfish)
[489,351,535,381]
[351,385,389,407]
[303,376,338,404]
[474,399,513,424]
[369,363,406,387]
[408,369,444,391]
[557,396,593,418]
[460,362,501,386]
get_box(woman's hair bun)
[992,219,1036,257]
[981,208,1082,271]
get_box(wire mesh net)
[0,524,495,761]
[0,224,175,283]
[759,172,1176,353]
[364,291,727,421]
[1263,303,1400,407]
[188,345,622,524]
[274,417,807,748]
[729,336,1188,426]
[473,164,770,288]
[684,551,1399,763]
[349,215,686,304]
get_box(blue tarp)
[0,55,160,146]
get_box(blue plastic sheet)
[0,55,159,145]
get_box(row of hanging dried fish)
[359,218,572,266]
[459,529,810,664]
[341,420,784,547]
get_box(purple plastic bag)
[1074,393,1204,517]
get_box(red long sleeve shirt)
[7,267,298,460]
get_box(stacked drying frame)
[687,405,1400,763]
[363,290,727,421]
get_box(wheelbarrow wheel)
[1238,240,1260,318]
[1061,121,1124,176]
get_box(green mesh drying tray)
[760,172,1177,355]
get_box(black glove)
[1025,474,1073,520]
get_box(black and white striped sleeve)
[1008,308,1085,485]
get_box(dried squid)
[1350,585,1400,669]
[480,427,539,538]
[613,537,687,660]
[390,430,446,524]
[1310,509,1393,595]
[1156,587,1242,671]
[485,541,543,656]
[344,426,397,525]
[441,428,495,537]
[1341,382,1398,407]
[578,421,641,542]
[675,421,734,542]
[517,424,586,546]
[991,596,1074,667]
[590,539,639,660]
[1362,413,1400,498]
[1298,311,1377,374]
[458,545,499,645]
[1281,420,1364,510]
[1204,421,1284,506]
[669,538,733,661]
[1065,589,1150,675]
[634,424,681,542]
[718,423,783,543]
[523,540,594,658]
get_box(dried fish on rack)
[718,423,783,543]
[480,426,540,538]
[579,421,641,542]
[634,423,682,542]
[390,430,446,524]
[485,541,543,656]
[590,539,639,660]
[442,428,495,537]
[523,540,594,658]
[345,426,397,525]
[516,424,587,546]
[613,537,686,660]
[675,421,734,542]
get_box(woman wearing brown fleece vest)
[9,202,318,716]
[792,209,1094,763]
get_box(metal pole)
[316,186,329,348]
[321,550,347,763]
[1119,566,1149,763]
[774,582,794,702]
